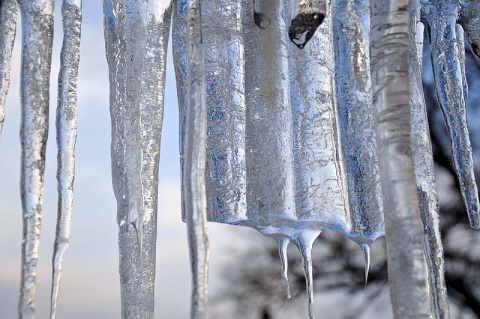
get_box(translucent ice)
[18,1,55,318]
[0,0,18,139]
[104,0,172,317]
[50,1,82,318]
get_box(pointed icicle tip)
[360,243,370,291]
[278,237,291,299]
[293,231,321,319]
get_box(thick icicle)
[18,1,55,318]
[201,0,247,224]
[253,0,272,29]
[278,237,291,299]
[104,0,173,317]
[459,0,480,66]
[185,0,209,318]
[243,0,297,227]
[422,1,479,229]
[410,4,450,318]
[332,0,384,244]
[294,231,321,319]
[50,1,82,318]
[288,0,326,49]
[370,1,431,318]
[0,0,19,139]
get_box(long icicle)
[410,3,450,317]
[370,0,431,318]
[18,1,55,318]
[50,1,82,318]
[422,2,479,229]
[0,0,19,140]
[185,0,209,318]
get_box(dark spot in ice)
[289,12,325,49]
[254,12,272,30]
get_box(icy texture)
[332,0,384,244]
[185,1,210,318]
[411,4,450,318]
[104,0,172,317]
[0,0,18,139]
[50,1,82,318]
[421,0,479,229]
[289,0,326,48]
[277,238,291,298]
[370,1,431,318]
[18,1,55,318]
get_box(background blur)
[0,1,479,319]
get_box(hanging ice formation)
[0,0,478,318]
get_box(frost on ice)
[0,0,479,318]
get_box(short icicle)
[50,1,82,319]
[360,243,370,288]
[294,231,321,319]
[0,0,19,139]
[288,0,326,49]
[185,0,209,318]
[18,1,55,318]
[278,237,291,299]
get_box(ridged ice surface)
[50,1,82,319]
[332,0,383,245]
[103,0,172,318]
[421,0,480,229]
[18,1,55,318]
[0,0,18,139]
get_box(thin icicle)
[50,1,82,318]
[294,231,320,319]
[422,1,479,229]
[370,1,431,318]
[278,237,291,299]
[185,0,209,318]
[18,1,55,318]
[360,243,370,288]
[411,4,450,318]
[104,0,173,317]
[0,0,19,139]
[288,0,326,49]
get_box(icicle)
[0,0,19,139]
[288,0,326,49]
[459,0,480,66]
[370,1,431,318]
[18,1,55,318]
[185,0,209,318]
[253,0,272,29]
[332,0,384,244]
[243,0,297,227]
[200,0,247,224]
[104,0,173,317]
[411,4,450,318]
[293,231,320,319]
[422,2,479,229]
[360,243,370,288]
[50,1,82,318]
[278,237,291,299]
